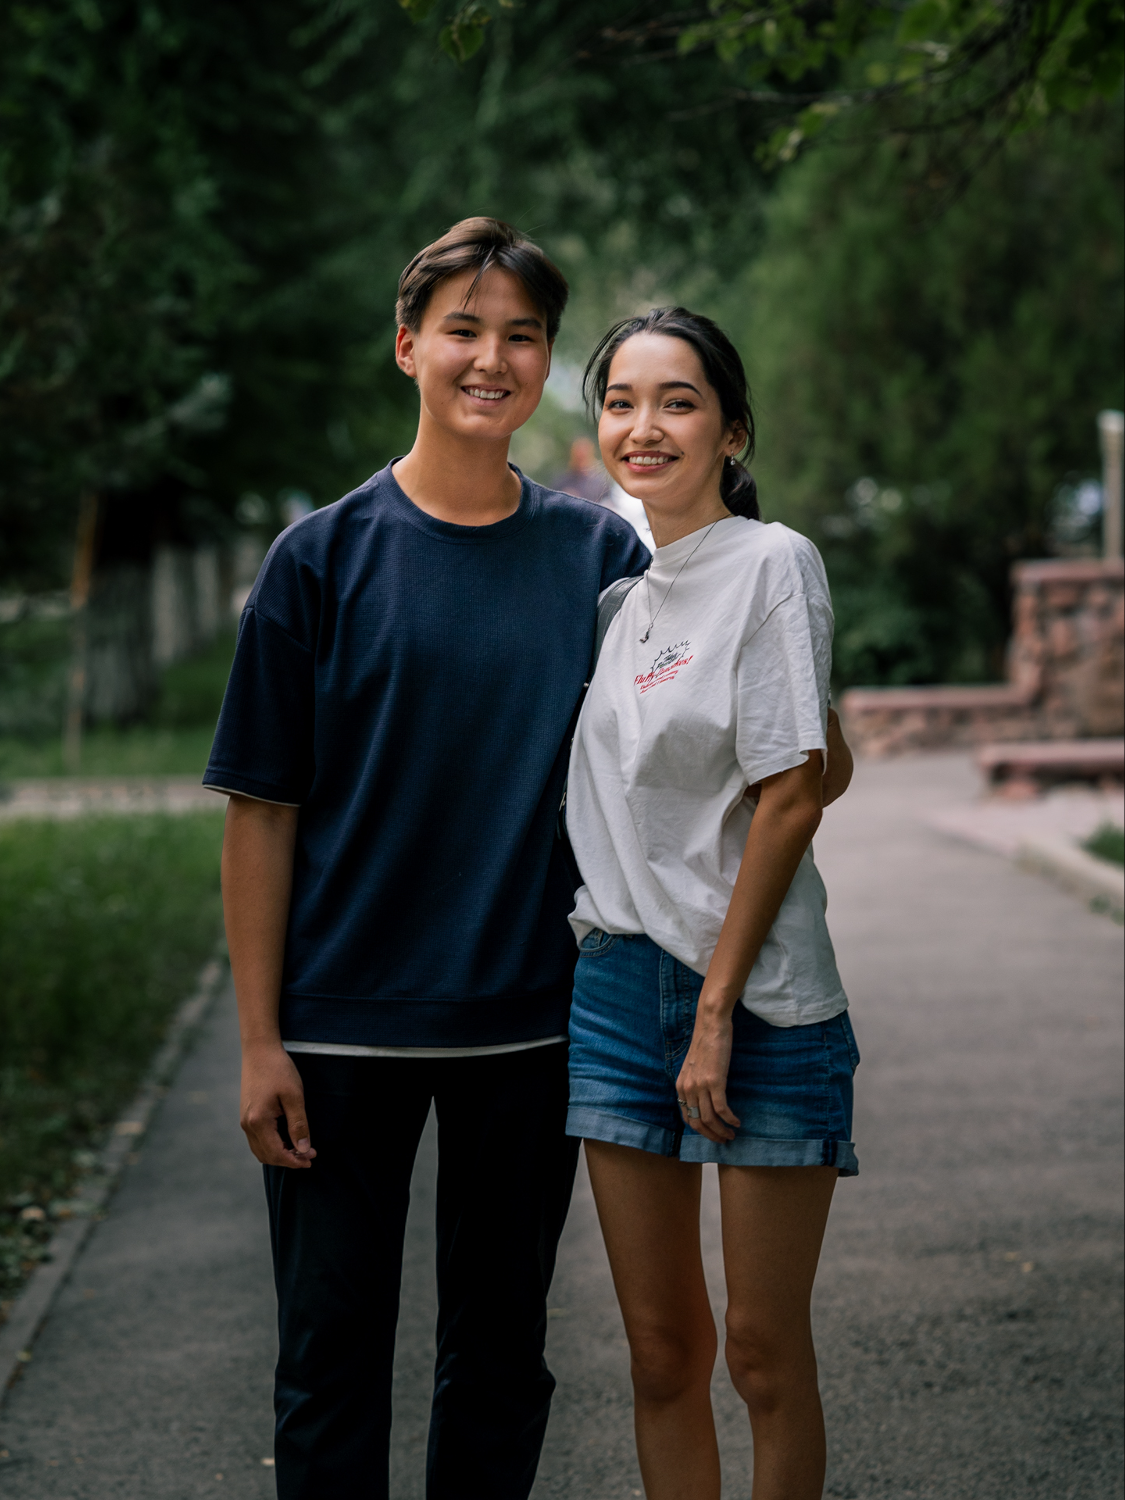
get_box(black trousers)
[264,1042,580,1500]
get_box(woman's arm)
[823,707,854,807]
[222,794,316,1168]
[676,753,824,1143]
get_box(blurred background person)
[551,436,610,504]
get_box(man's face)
[395,267,552,442]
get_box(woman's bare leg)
[585,1140,721,1500]
[718,1165,838,1500]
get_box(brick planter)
[841,559,1124,756]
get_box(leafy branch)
[663,0,1125,163]
[400,0,520,62]
[401,0,1124,166]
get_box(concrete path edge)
[1018,834,1125,914]
[0,950,230,1401]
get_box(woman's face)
[396,267,552,443]
[597,332,741,508]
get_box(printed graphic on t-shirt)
[635,640,693,694]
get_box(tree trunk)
[63,492,99,773]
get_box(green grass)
[0,725,218,779]
[0,812,225,1301]
[1083,822,1125,867]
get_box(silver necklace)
[639,520,721,644]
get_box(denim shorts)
[566,931,859,1174]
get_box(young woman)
[564,308,859,1500]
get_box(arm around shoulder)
[822,707,854,807]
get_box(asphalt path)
[1,753,1121,1499]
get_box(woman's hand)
[678,755,824,1146]
[676,1000,741,1143]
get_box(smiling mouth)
[624,453,676,468]
[463,386,510,402]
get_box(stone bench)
[839,683,1039,756]
[977,738,1125,794]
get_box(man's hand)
[240,1040,317,1168]
[221,794,306,1166]
[823,707,854,807]
[745,711,853,810]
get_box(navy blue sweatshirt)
[204,462,649,1048]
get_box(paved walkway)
[1,754,1121,1498]
[0,777,220,822]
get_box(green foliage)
[0,726,219,779]
[0,1,414,585]
[678,0,1125,109]
[734,104,1124,686]
[150,631,235,730]
[440,3,493,62]
[0,812,224,1295]
[1084,822,1125,865]
[433,2,1125,170]
[0,619,233,762]
[0,612,70,737]
[3,0,1122,708]
[0,2,241,581]
[1,0,774,590]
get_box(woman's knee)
[724,1314,814,1414]
[628,1319,717,1405]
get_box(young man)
[204,218,649,1500]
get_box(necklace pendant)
[639,627,651,643]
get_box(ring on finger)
[687,1105,700,1119]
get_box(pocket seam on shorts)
[839,1012,861,1071]
[579,929,618,957]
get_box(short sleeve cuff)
[741,744,826,787]
[201,770,303,806]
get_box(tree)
[4,0,1121,720]
[408,0,1125,178]
[0,1,404,586]
[730,101,1124,686]
[0,0,780,590]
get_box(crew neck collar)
[650,513,744,568]
[378,460,536,543]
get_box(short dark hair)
[583,307,759,520]
[396,217,569,341]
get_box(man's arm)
[823,707,853,807]
[222,794,316,1168]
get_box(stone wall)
[1008,560,1124,738]
[841,558,1124,755]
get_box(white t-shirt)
[567,514,848,1028]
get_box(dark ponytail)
[583,307,760,520]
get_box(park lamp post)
[1099,409,1124,561]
